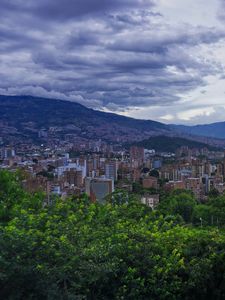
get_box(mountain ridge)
[1,95,225,146]
[171,122,225,139]
[129,135,219,153]
[0,95,170,144]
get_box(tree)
[1,170,225,299]
[208,188,220,198]
[158,191,197,223]
[149,169,159,178]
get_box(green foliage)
[158,178,169,187]
[132,182,143,193]
[1,171,225,299]
[105,189,131,205]
[47,164,55,172]
[149,169,159,178]
[132,182,158,195]
[192,195,225,227]
[36,170,54,179]
[158,190,197,223]
[208,188,220,198]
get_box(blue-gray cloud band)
[0,0,224,113]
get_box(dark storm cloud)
[34,0,154,20]
[0,0,154,20]
[0,32,41,53]
[0,0,224,113]
[109,28,225,53]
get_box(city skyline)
[1,0,225,124]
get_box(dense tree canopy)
[0,170,225,299]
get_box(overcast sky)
[1,0,225,125]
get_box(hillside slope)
[0,95,170,144]
[171,122,225,139]
[130,136,219,152]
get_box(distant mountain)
[0,95,170,144]
[130,136,219,153]
[171,122,225,139]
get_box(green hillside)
[0,95,169,143]
[131,135,219,152]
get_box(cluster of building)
[1,142,225,207]
[0,144,117,203]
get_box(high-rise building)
[105,161,118,181]
[85,177,114,203]
[65,169,83,187]
[152,159,162,169]
[142,177,158,189]
[130,146,144,167]
[1,148,15,159]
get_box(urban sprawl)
[1,135,225,208]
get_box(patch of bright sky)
[124,0,225,125]
[157,0,221,27]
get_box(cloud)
[0,0,155,21]
[109,26,225,53]
[218,0,225,21]
[0,0,225,124]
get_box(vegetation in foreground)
[0,170,225,299]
